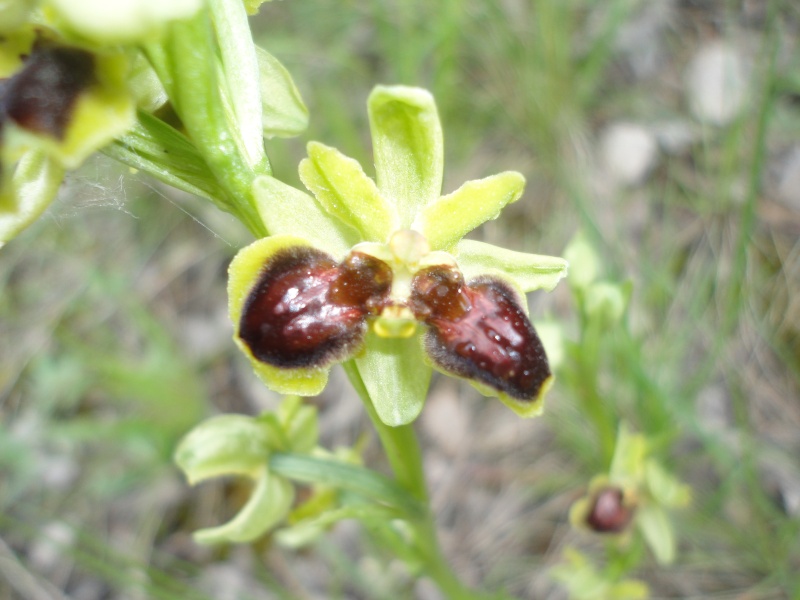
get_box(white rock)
[599,122,659,186]
[685,42,748,126]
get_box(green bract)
[174,396,318,544]
[230,85,568,426]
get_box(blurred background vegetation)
[2,0,800,598]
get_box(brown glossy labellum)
[586,486,635,533]
[410,266,551,402]
[239,247,392,369]
[1,43,96,139]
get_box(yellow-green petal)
[299,141,396,243]
[368,85,443,228]
[228,235,331,396]
[455,239,568,293]
[417,171,525,251]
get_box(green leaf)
[368,85,443,228]
[0,151,63,247]
[417,171,525,251]
[269,453,423,516]
[252,175,358,257]
[256,46,309,138]
[455,239,569,293]
[194,466,294,544]
[174,414,271,484]
[355,329,431,426]
[227,235,333,396]
[104,110,225,203]
[636,505,676,565]
[299,142,396,243]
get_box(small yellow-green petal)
[368,85,443,228]
[174,414,272,484]
[194,466,294,544]
[417,171,525,251]
[228,235,331,396]
[0,151,64,247]
[299,141,396,243]
[455,239,568,293]
[252,176,358,259]
[354,330,431,427]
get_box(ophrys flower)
[231,85,568,426]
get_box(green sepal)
[367,85,443,229]
[455,239,569,293]
[417,171,525,251]
[193,465,294,544]
[252,176,358,258]
[609,423,649,486]
[256,46,309,138]
[299,142,396,243]
[0,151,63,247]
[48,0,203,43]
[636,505,676,565]
[227,235,332,396]
[355,329,431,427]
[174,414,272,484]
[645,460,691,509]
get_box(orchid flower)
[230,85,568,426]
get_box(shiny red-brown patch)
[586,487,635,533]
[411,268,551,401]
[239,248,391,369]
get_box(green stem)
[342,361,502,600]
